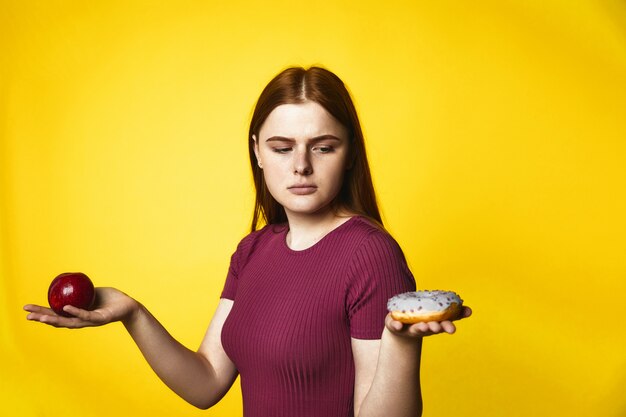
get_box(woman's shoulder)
[347,215,386,233]
[343,216,408,257]
[227,223,286,274]
[233,223,286,252]
[343,216,415,298]
[339,215,395,243]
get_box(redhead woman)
[24,66,471,417]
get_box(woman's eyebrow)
[265,135,342,142]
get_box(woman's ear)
[252,134,262,168]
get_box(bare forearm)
[122,303,223,409]
[358,329,423,417]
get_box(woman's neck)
[285,209,353,251]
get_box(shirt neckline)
[279,216,360,255]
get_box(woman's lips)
[288,185,317,195]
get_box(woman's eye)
[273,147,291,154]
[315,146,334,153]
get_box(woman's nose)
[293,148,313,175]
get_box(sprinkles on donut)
[387,290,463,323]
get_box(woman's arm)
[24,289,238,409]
[353,307,472,417]
[352,328,422,417]
[122,297,238,409]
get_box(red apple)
[48,272,96,317]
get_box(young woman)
[24,66,471,417]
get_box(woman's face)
[253,101,350,220]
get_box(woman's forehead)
[259,102,347,140]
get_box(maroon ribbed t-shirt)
[220,216,415,417]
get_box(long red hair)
[248,66,382,232]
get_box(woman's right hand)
[24,287,139,329]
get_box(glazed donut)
[387,290,463,323]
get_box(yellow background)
[2,1,625,416]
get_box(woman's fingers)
[63,305,110,324]
[23,288,134,330]
[414,322,429,334]
[24,304,59,323]
[63,305,92,320]
[386,309,470,338]
[29,312,76,328]
[23,304,55,315]
[407,321,446,336]
[439,321,456,334]
[24,304,93,328]
[427,321,443,333]
[389,319,404,332]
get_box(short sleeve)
[220,232,258,300]
[220,249,240,300]
[345,230,416,339]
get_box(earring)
[258,160,263,169]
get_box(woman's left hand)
[384,306,472,338]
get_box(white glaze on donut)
[387,290,463,316]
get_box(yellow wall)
[2,1,625,416]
